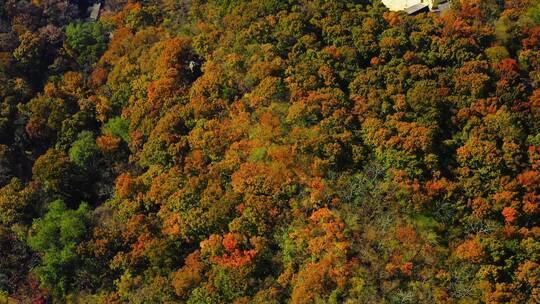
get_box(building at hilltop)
[382,0,451,15]
[88,2,102,21]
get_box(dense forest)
[0,0,539,303]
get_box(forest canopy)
[0,0,539,303]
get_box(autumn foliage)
[0,0,539,303]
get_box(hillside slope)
[0,0,539,303]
